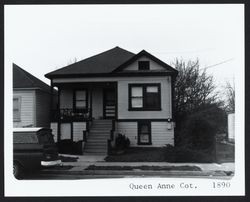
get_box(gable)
[121,56,166,71]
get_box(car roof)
[13,128,50,132]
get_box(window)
[129,84,161,110]
[138,121,151,145]
[74,90,88,110]
[13,97,21,122]
[138,61,150,70]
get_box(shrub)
[178,113,216,151]
[115,133,130,150]
[163,145,215,163]
[56,139,83,155]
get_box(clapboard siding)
[123,56,166,71]
[117,122,138,146]
[60,123,71,140]
[151,122,174,146]
[36,90,50,127]
[116,121,174,147]
[50,122,58,142]
[73,122,86,142]
[13,90,35,128]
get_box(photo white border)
[4,4,245,196]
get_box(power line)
[201,58,234,70]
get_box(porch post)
[50,80,54,122]
[57,87,61,142]
[90,86,93,120]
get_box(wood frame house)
[13,64,56,128]
[45,47,178,154]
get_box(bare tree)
[172,59,222,125]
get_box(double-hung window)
[74,90,88,110]
[13,96,21,122]
[129,83,161,110]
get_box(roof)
[45,47,178,79]
[45,46,135,78]
[13,63,52,93]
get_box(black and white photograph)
[4,4,244,196]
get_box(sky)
[5,4,244,93]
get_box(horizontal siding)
[116,121,174,147]
[60,123,71,140]
[73,122,86,142]
[13,90,35,128]
[36,90,50,127]
[151,122,174,147]
[117,122,138,146]
[50,122,58,142]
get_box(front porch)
[50,82,118,155]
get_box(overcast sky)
[5,4,244,92]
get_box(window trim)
[128,83,161,111]
[138,61,150,70]
[73,89,88,110]
[13,96,21,122]
[137,120,152,145]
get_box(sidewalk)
[41,154,235,178]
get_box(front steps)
[84,119,112,155]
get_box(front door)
[103,88,116,119]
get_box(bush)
[178,113,216,151]
[163,145,215,163]
[115,133,130,150]
[56,139,83,155]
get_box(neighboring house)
[13,63,55,128]
[45,47,178,154]
[227,113,235,142]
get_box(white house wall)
[73,122,86,141]
[117,121,174,147]
[123,56,166,71]
[13,90,35,128]
[151,122,174,146]
[50,122,58,142]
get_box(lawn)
[105,142,235,163]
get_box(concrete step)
[86,141,107,146]
[84,149,107,153]
[87,136,109,140]
[89,130,111,133]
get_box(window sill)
[128,108,162,111]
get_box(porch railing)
[51,108,91,122]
